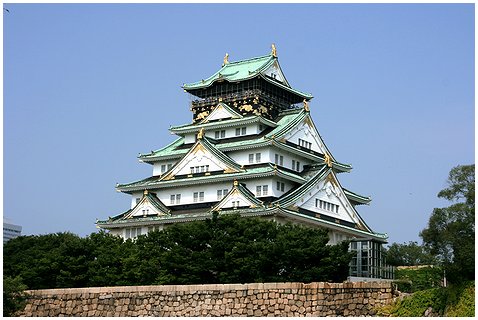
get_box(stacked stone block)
[19,282,393,317]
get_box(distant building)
[3,218,22,243]
[97,46,392,279]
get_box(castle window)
[232,200,240,208]
[215,130,225,139]
[193,191,205,202]
[274,154,283,166]
[167,163,172,170]
[298,138,312,149]
[217,189,228,200]
[125,227,142,240]
[256,185,268,196]
[161,164,166,173]
[135,198,141,204]
[276,181,285,192]
[191,165,210,174]
[170,194,181,204]
[235,127,247,136]
[249,154,254,164]
[255,153,261,163]
[316,199,339,213]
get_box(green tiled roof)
[116,164,306,193]
[139,109,350,172]
[272,166,375,234]
[182,54,312,99]
[139,137,186,161]
[265,109,308,139]
[279,208,388,241]
[169,115,277,135]
[104,192,170,222]
[344,189,371,205]
[274,165,330,208]
[184,55,273,89]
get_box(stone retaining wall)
[19,282,394,317]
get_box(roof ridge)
[226,54,273,65]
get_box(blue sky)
[4,4,474,245]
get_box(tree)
[3,276,28,316]
[420,164,475,283]
[385,241,437,266]
[3,232,91,289]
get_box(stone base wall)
[19,282,394,317]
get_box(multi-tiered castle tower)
[97,46,390,279]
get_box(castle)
[97,45,391,279]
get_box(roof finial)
[222,53,229,66]
[233,179,238,186]
[271,44,277,57]
[197,127,205,139]
[143,190,149,195]
[303,99,310,112]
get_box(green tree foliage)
[3,276,28,316]
[3,232,91,289]
[393,266,443,293]
[385,241,437,266]
[420,164,475,284]
[3,214,352,290]
[377,281,475,317]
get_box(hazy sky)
[4,4,474,245]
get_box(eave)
[116,164,306,193]
[169,115,277,135]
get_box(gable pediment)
[201,102,242,123]
[212,181,263,211]
[279,170,371,232]
[161,137,242,180]
[125,192,170,219]
[261,60,289,86]
[282,116,334,159]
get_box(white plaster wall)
[152,161,176,176]
[134,177,284,208]
[184,134,196,144]
[130,192,143,209]
[183,123,261,143]
[267,148,312,172]
[227,148,269,166]
[271,178,294,198]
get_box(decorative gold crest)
[303,99,310,112]
[223,53,229,66]
[324,153,333,167]
[197,128,205,139]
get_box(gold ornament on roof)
[143,190,149,195]
[223,53,229,66]
[197,127,205,139]
[271,44,277,57]
[303,99,310,112]
[234,180,239,186]
[324,153,333,167]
